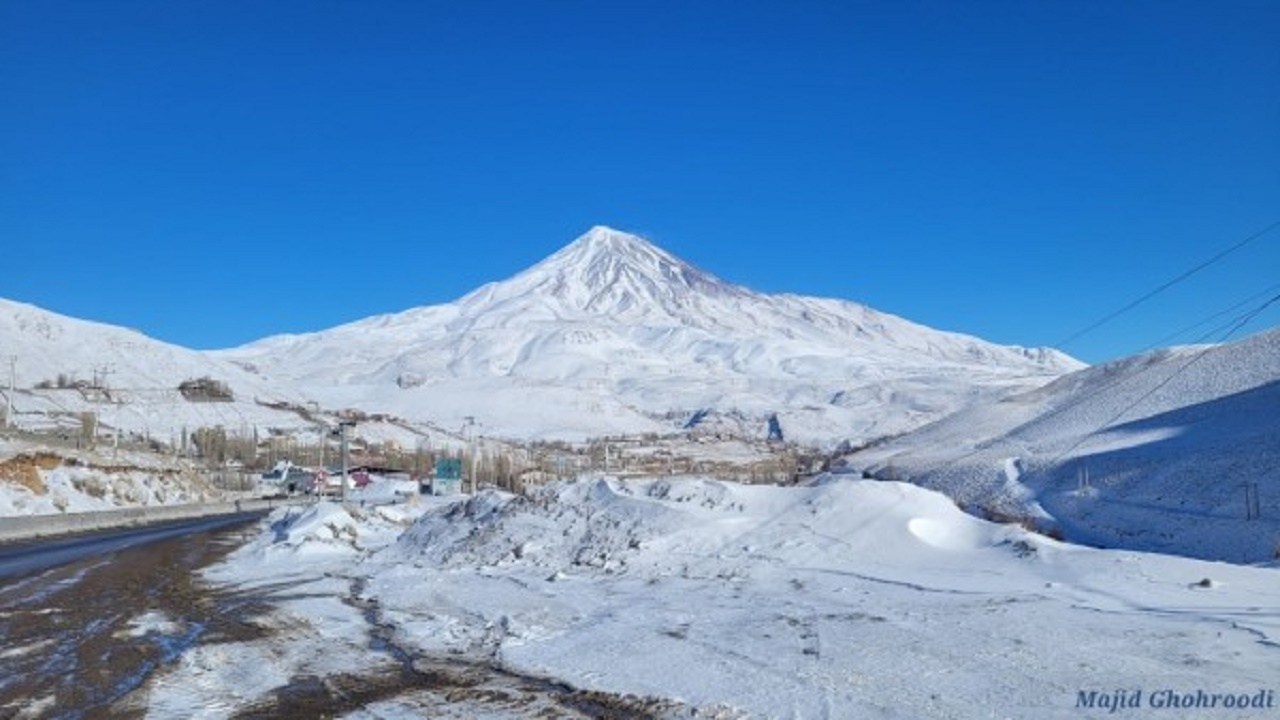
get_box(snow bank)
[189,475,1279,718]
[361,476,1279,717]
[202,496,437,589]
[202,503,364,584]
[387,476,1028,582]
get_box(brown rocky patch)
[0,452,62,495]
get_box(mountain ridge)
[0,225,1090,445]
[235,226,1078,366]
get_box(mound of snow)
[270,502,360,546]
[386,476,1031,584]
[349,475,1280,718]
[205,497,438,590]
[203,503,362,583]
[389,478,692,573]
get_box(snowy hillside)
[844,328,1280,562]
[220,226,1081,443]
[0,298,318,440]
[0,294,325,440]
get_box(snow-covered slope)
[0,297,314,439]
[220,226,1081,443]
[844,328,1280,562]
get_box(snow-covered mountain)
[843,327,1280,562]
[220,226,1082,443]
[4,227,1276,564]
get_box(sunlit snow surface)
[847,327,1280,562]
[178,476,1279,719]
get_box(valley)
[1,225,1277,719]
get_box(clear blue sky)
[2,0,1277,363]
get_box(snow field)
[187,475,1280,718]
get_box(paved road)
[0,516,266,719]
[0,513,267,579]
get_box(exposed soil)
[229,658,685,719]
[0,453,61,495]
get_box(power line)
[1049,291,1280,466]
[1055,219,1280,350]
[1142,281,1280,351]
[912,289,1280,478]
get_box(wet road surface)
[0,518,266,719]
[0,515,266,580]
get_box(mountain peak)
[580,224,645,246]
[498,226,744,318]
[565,225,665,264]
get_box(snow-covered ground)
[3,228,1274,715]
[845,328,1280,563]
[165,475,1279,718]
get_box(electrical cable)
[1049,291,1280,466]
[1054,219,1280,350]
[902,287,1280,481]
[1141,281,1280,351]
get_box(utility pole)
[94,364,115,391]
[1243,481,1261,521]
[338,420,355,504]
[463,416,477,494]
[5,355,15,430]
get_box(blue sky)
[2,0,1277,363]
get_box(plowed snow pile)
[342,476,1278,718]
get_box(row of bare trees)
[9,412,821,492]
